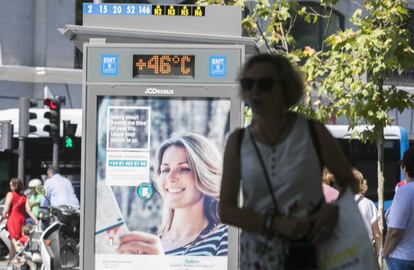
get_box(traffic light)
[19,97,38,137]
[43,97,61,139]
[0,120,13,151]
[63,120,77,149]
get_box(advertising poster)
[106,106,151,186]
[95,96,231,270]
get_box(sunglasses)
[240,77,279,92]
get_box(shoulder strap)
[236,128,245,156]
[356,194,364,204]
[245,119,324,214]
[248,128,280,212]
[307,119,323,169]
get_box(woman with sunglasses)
[219,53,359,269]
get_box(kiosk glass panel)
[94,95,231,269]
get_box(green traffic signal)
[65,136,73,149]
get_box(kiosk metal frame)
[81,43,244,270]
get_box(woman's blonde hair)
[322,167,334,185]
[352,168,368,194]
[155,133,223,236]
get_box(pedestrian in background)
[352,168,380,255]
[25,178,44,225]
[1,178,26,252]
[41,166,79,209]
[322,168,339,203]
[384,147,414,269]
[219,53,359,269]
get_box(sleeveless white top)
[241,115,323,218]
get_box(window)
[291,2,344,51]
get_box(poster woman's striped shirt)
[165,223,228,256]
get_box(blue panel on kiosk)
[209,56,227,78]
[101,54,119,76]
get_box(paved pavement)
[0,259,9,269]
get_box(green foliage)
[244,106,252,126]
[200,0,334,53]
[303,0,414,142]
[198,0,414,143]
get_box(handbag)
[248,121,319,270]
[316,188,378,270]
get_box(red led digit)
[147,56,159,74]
[181,55,191,75]
[160,55,172,74]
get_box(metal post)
[53,138,59,167]
[18,137,24,181]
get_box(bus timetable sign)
[84,3,205,17]
[81,4,241,38]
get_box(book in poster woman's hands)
[95,180,129,254]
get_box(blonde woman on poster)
[118,133,228,256]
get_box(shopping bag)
[317,188,378,270]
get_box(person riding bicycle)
[40,166,79,209]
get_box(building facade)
[0,0,414,137]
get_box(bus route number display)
[132,55,195,78]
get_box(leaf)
[297,6,306,16]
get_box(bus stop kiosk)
[62,3,257,270]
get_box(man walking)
[41,166,79,209]
[384,147,414,269]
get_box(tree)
[304,2,414,267]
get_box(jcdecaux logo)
[144,87,174,95]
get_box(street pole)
[53,137,59,167]
[18,96,37,183]
[18,136,24,181]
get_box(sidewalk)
[0,259,8,269]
